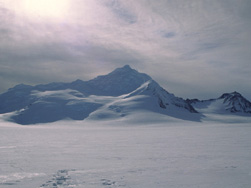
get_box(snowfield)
[1,61,251,188]
[0,119,251,188]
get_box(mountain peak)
[122,64,132,69]
[214,91,251,113]
[219,91,242,99]
[110,65,134,74]
[87,65,152,96]
[187,91,251,115]
[1,66,250,125]
[231,91,241,96]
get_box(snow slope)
[187,92,251,123]
[188,91,251,114]
[87,80,201,122]
[0,65,250,124]
[0,65,200,125]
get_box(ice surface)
[0,119,251,188]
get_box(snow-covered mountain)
[187,91,251,114]
[87,65,152,96]
[0,65,200,124]
[0,65,250,125]
[87,80,201,122]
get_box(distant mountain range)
[0,65,250,125]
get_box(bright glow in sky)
[0,0,251,100]
[21,0,69,19]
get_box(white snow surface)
[190,91,251,116]
[0,119,251,188]
[1,79,201,125]
[191,98,251,123]
[1,65,250,125]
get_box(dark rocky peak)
[105,65,150,79]
[87,65,152,96]
[218,91,251,113]
[186,98,200,104]
[114,64,133,71]
[219,91,242,99]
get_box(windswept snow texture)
[0,120,251,188]
[0,65,200,125]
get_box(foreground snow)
[0,120,251,188]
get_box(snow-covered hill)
[187,91,251,115]
[87,80,201,122]
[0,65,200,125]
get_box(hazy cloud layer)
[0,0,251,100]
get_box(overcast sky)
[0,0,251,100]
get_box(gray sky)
[0,0,251,100]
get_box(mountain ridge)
[0,65,250,125]
[187,91,251,114]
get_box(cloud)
[106,0,137,24]
[162,32,176,38]
[0,0,250,101]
